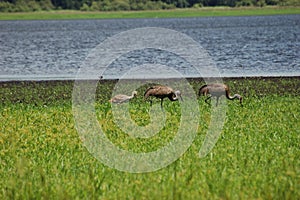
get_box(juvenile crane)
[109,91,137,104]
[199,83,242,106]
[144,85,183,108]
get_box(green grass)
[0,77,299,199]
[0,6,300,20]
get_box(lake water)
[0,15,299,81]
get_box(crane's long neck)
[130,91,137,98]
[226,91,240,100]
[171,91,182,101]
[171,97,179,101]
[168,95,178,101]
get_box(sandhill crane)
[109,91,137,104]
[144,85,183,108]
[199,83,242,106]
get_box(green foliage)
[1,0,299,12]
[235,0,253,6]
[40,0,54,10]
[0,1,13,12]
[89,1,100,10]
[279,0,300,6]
[80,0,174,11]
[0,0,54,12]
[112,0,130,11]
[80,2,90,11]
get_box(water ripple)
[0,15,299,81]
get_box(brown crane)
[109,91,137,104]
[144,85,183,108]
[199,83,243,106]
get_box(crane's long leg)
[205,96,211,104]
[160,99,164,109]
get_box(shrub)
[235,0,253,7]
[280,0,300,6]
[90,1,101,11]
[112,0,131,11]
[193,3,203,8]
[80,3,90,11]
[27,0,42,11]
[39,0,54,11]
[0,2,14,12]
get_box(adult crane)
[199,83,242,106]
[144,85,183,108]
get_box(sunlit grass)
[0,77,299,199]
[0,6,299,20]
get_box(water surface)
[0,15,299,80]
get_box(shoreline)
[1,76,299,106]
[1,6,299,20]
[0,75,299,82]
[0,74,299,82]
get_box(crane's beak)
[180,96,183,101]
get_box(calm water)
[0,15,299,81]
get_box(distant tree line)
[0,0,299,12]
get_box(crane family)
[109,83,243,107]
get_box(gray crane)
[109,91,138,104]
[144,85,183,108]
[199,83,242,106]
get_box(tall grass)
[0,77,299,199]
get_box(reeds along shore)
[0,76,299,106]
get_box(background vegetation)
[1,6,299,20]
[0,0,300,12]
[0,77,299,199]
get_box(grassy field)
[0,6,300,20]
[0,77,299,199]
